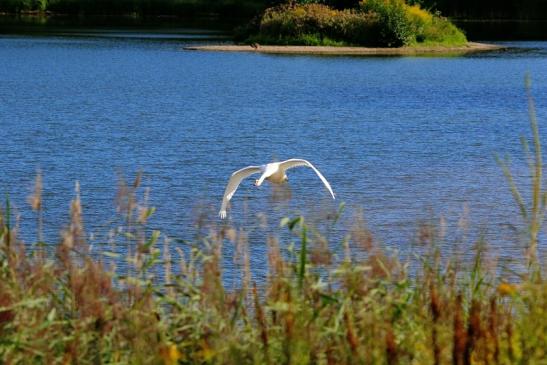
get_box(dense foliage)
[0,89,545,364]
[239,1,466,47]
[240,4,382,46]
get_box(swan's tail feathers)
[219,210,227,219]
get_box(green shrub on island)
[360,0,412,46]
[239,0,467,47]
[240,4,382,46]
[361,0,467,46]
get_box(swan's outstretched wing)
[219,166,262,219]
[279,159,335,199]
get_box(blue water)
[1,31,546,271]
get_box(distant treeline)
[418,0,547,20]
[0,0,269,18]
[1,0,546,20]
[320,0,547,20]
[326,0,547,20]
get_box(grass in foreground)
[0,181,545,365]
[0,88,546,364]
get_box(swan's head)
[254,179,260,186]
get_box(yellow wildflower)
[199,339,215,362]
[160,344,182,365]
[405,4,432,23]
[497,282,518,296]
[293,7,306,17]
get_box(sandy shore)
[184,42,504,56]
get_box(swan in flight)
[219,159,335,219]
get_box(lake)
[0,28,546,272]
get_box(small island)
[187,0,505,56]
[184,42,503,56]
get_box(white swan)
[219,159,335,219]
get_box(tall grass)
[0,92,546,364]
[497,76,544,273]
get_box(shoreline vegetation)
[1,0,546,21]
[234,1,468,48]
[2,0,547,42]
[0,87,545,363]
[2,1,547,41]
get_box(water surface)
[0,30,546,270]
